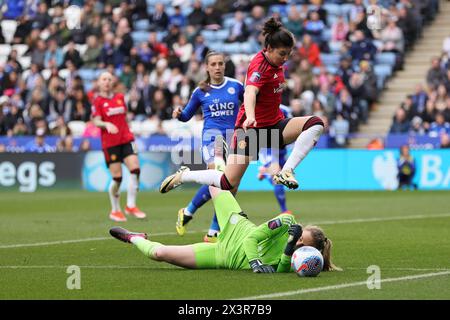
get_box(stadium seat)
[1,20,17,43]
[134,19,150,31]
[321,29,332,42]
[329,41,343,53]
[0,44,12,57]
[75,44,88,56]
[41,69,52,80]
[131,31,150,46]
[58,69,70,80]
[208,42,225,52]
[18,56,31,69]
[11,44,28,57]
[375,52,397,69]
[320,53,341,66]
[78,68,98,82]
[68,121,87,137]
[130,121,143,136]
[374,64,393,90]
[323,3,342,16]
[201,29,229,42]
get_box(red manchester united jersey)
[92,93,134,149]
[236,50,285,128]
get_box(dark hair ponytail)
[262,17,295,49]
[198,51,224,92]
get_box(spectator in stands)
[360,59,378,103]
[169,5,187,28]
[30,39,47,68]
[50,115,71,138]
[203,5,222,31]
[151,88,172,121]
[331,15,349,43]
[284,5,303,39]
[81,35,101,69]
[440,133,450,148]
[79,138,91,152]
[380,16,405,70]
[426,57,447,90]
[429,112,450,138]
[5,49,23,74]
[348,72,369,124]
[127,88,148,122]
[396,3,419,50]
[3,0,25,20]
[248,5,265,38]
[1,71,20,97]
[409,116,426,136]
[421,99,437,131]
[149,3,169,31]
[225,11,250,43]
[63,40,83,69]
[44,39,64,69]
[56,135,75,152]
[390,108,410,133]
[290,99,305,118]
[149,59,171,88]
[443,35,450,58]
[329,113,350,148]
[47,86,71,123]
[173,34,193,72]
[316,82,336,118]
[69,88,91,122]
[188,0,207,27]
[25,128,54,152]
[32,1,52,30]
[349,30,378,65]
[400,95,419,121]
[298,34,321,67]
[411,83,428,115]
[303,10,325,46]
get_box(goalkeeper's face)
[295,230,314,248]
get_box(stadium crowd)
[389,34,450,148]
[0,0,441,151]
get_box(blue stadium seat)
[329,41,343,53]
[134,19,150,31]
[201,29,229,41]
[374,64,393,90]
[375,52,397,69]
[131,31,150,45]
[320,53,341,66]
[323,3,342,16]
[321,28,332,42]
[208,42,225,52]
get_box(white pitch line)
[305,212,450,226]
[345,267,450,272]
[0,230,206,249]
[0,265,173,270]
[1,212,450,249]
[237,271,450,300]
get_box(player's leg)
[160,129,252,193]
[274,116,324,189]
[108,161,126,222]
[266,161,289,214]
[110,227,217,269]
[122,143,146,219]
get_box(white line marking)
[1,212,449,249]
[237,271,450,300]
[0,230,206,249]
[305,212,450,226]
[0,265,173,270]
[345,267,450,272]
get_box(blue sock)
[186,185,211,215]
[208,212,220,235]
[274,184,288,213]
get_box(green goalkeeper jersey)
[215,213,297,272]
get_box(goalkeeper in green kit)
[110,186,339,273]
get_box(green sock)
[131,237,162,260]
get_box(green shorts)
[193,191,256,269]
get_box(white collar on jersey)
[210,77,229,89]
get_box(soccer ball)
[291,246,324,277]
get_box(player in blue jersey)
[257,105,292,214]
[172,51,244,242]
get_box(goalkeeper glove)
[284,224,303,256]
[249,259,275,273]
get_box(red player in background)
[92,72,146,222]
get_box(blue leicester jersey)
[178,77,244,140]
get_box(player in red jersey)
[92,72,146,222]
[160,18,324,194]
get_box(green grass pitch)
[0,189,449,300]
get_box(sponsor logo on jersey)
[238,140,247,150]
[249,71,261,83]
[227,87,236,95]
[105,106,126,116]
[205,92,210,97]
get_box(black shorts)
[103,141,137,167]
[230,118,291,159]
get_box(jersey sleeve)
[91,98,102,118]
[242,214,296,272]
[245,61,268,90]
[179,88,201,122]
